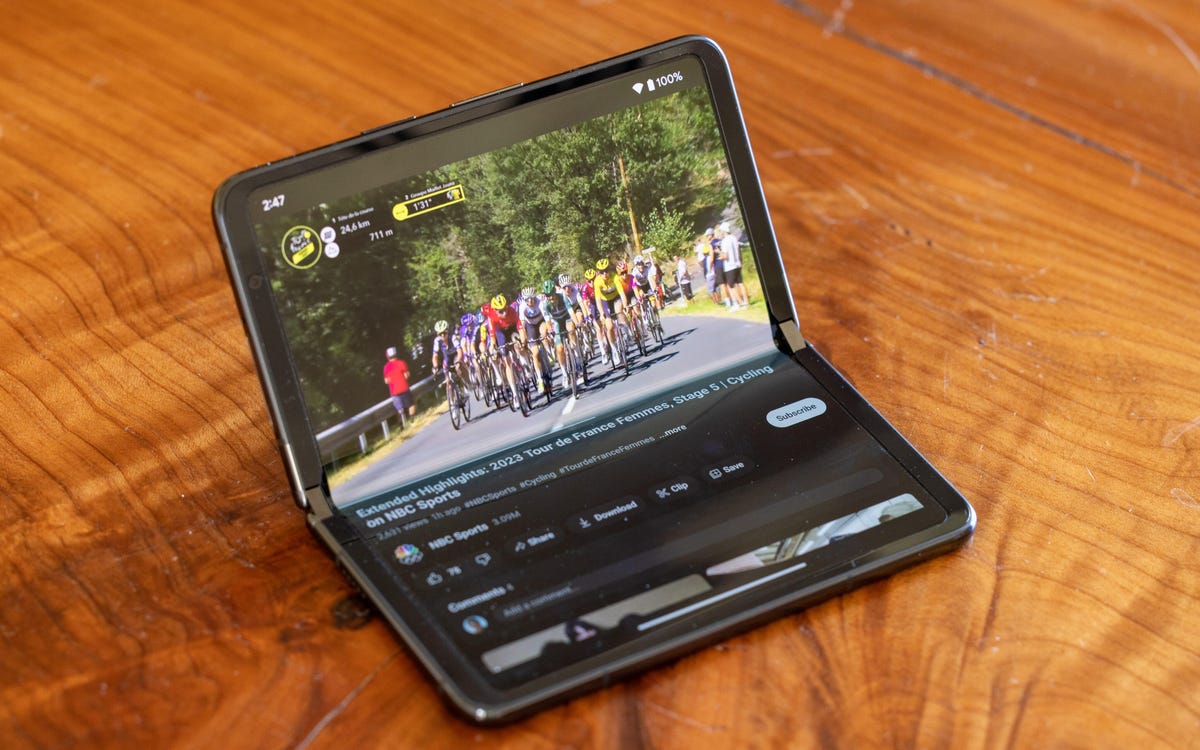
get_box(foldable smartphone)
[212,36,975,723]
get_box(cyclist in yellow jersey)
[593,258,629,367]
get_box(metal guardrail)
[314,374,437,461]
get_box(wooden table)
[3,1,1198,746]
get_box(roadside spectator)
[694,232,710,295]
[719,221,749,309]
[701,228,719,303]
[710,226,729,308]
[674,254,693,305]
[383,346,416,426]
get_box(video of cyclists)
[256,82,775,509]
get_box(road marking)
[550,396,577,431]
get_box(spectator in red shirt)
[383,346,415,423]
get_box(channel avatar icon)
[394,543,424,566]
[280,225,322,270]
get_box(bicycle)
[465,354,485,402]
[563,332,588,397]
[537,330,557,404]
[482,351,506,410]
[636,294,664,347]
[480,339,518,414]
[628,305,648,358]
[578,312,599,361]
[569,327,590,386]
[504,341,535,416]
[442,364,471,430]
[613,314,635,374]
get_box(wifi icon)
[631,82,644,94]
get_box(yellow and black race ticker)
[392,183,465,222]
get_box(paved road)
[334,313,777,505]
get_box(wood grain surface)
[2,0,1198,747]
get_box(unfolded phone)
[212,36,974,723]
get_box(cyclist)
[593,258,629,367]
[645,253,666,306]
[630,255,658,309]
[559,272,583,325]
[473,306,492,360]
[540,278,577,390]
[518,287,550,392]
[456,313,477,350]
[617,259,644,331]
[456,312,483,393]
[431,319,466,400]
[580,267,604,362]
[481,295,521,403]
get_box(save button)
[766,398,826,427]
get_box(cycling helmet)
[521,286,535,300]
[595,258,610,272]
[460,313,473,326]
[557,272,571,286]
[583,268,596,281]
[615,260,628,273]
[386,346,397,358]
[633,255,644,265]
[434,319,449,333]
[541,279,554,295]
[490,294,507,310]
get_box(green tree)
[641,207,694,262]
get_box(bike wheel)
[586,325,599,359]
[518,375,532,416]
[506,364,520,413]
[634,317,648,357]
[606,329,622,371]
[538,345,554,405]
[569,337,587,386]
[459,380,471,422]
[471,363,484,401]
[568,349,579,398]
[618,326,633,374]
[447,383,461,430]
[650,307,663,345]
[509,356,531,416]
[482,366,494,406]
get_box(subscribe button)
[766,398,826,428]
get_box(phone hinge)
[281,441,308,510]
[777,317,808,353]
[281,441,335,519]
[305,485,335,520]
